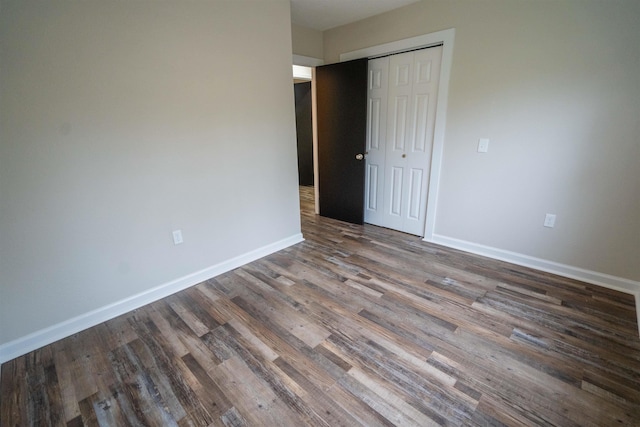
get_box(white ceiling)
[290,0,421,31]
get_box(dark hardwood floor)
[2,186,640,426]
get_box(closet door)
[365,46,442,236]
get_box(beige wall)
[292,23,323,59]
[0,0,300,346]
[324,0,640,282]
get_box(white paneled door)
[364,46,442,236]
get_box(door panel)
[366,164,379,210]
[414,94,430,152]
[408,169,423,220]
[316,58,368,224]
[364,46,442,236]
[401,47,441,235]
[363,57,389,225]
[390,167,403,217]
[392,96,408,151]
[368,98,382,151]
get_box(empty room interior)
[1,0,639,425]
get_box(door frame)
[340,28,455,242]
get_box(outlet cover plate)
[478,138,490,153]
[544,214,556,228]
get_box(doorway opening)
[292,59,322,214]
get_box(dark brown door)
[316,58,368,224]
[294,82,314,186]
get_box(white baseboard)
[428,234,640,336]
[0,233,304,364]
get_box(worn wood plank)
[271,356,361,427]
[0,357,27,425]
[50,340,81,424]
[108,342,180,426]
[180,353,231,426]
[127,312,214,426]
[209,356,304,427]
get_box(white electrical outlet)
[478,138,490,153]
[172,229,184,245]
[543,214,556,228]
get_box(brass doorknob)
[355,154,364,160]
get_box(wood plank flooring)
[2,185,640,426]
